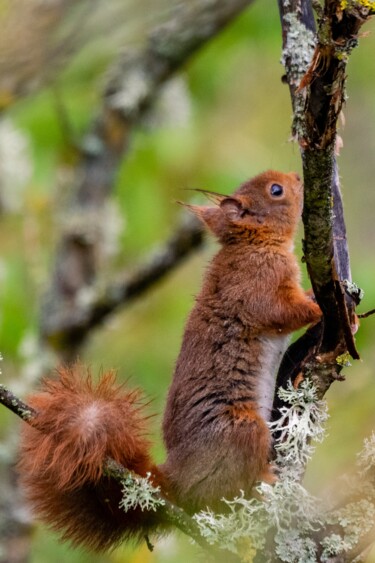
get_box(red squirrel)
[18,170,322,552]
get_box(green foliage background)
[1,0,375,561]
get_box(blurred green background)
[1,0,375,561]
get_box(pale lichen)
[321,533,351,560]
[280,12,316,139]
[193,491,270,554]
[281,13,316,84]
[342,279,364,303]
[275,530,318,563]
[0,118,32,212]
[270,379,329,476]
[194,478,323,561]
[357,432,375,476]
[324,499,375,557]
[119,472,165,513]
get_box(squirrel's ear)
[178,202,214,221]
[220,197,244,221]
[179,202,223,235]
[185,204,219,225]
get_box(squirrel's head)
[186,170,303,244]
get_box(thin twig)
[43,215,204,353]
[0,384,36,422]
[358,309,375,319]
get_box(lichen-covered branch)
[275,0,374,406]
[41,0,254,361]
[295,0,374,357]
[0,384,36,422]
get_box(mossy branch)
[299,0,372,359]
[275,0,373,405]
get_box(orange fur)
[18,364,163,551]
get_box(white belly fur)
[256,335,290,422]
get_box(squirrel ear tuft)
[180,202,225,236]
[220,197,244,221]
[177,202,214,221]
[188,189,226,206]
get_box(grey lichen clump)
[195,480,323,562]
[270,380,329,475]
[107,55,153,120]
[193,381,375,562]
[322,500,375,560]
[119,472,165,513]
[281,13,316,85]
[342,279,364,303]
[357,432,375,475]
[281,12,316,139]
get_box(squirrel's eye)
[270,184,284,197]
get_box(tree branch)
[275,0,373,408]
[43,215,203,353]
[0,384,36,422]
[298,0,371,359]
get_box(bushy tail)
[17,363,165,552]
